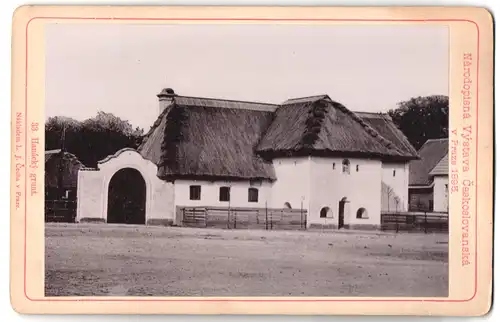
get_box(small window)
[356,208,368,219]
[393,170,396,177]
[284,202,292,209]
[356,165,359,172]
[342,159,350,174]
[332,163,336,170]
[248,188,259,202]
[320,206,332,218]
[219,186,230,202]
[189,185,201,200]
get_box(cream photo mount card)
[10,5,493,315]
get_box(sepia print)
[44,22,449,297]
[10,6,493,316]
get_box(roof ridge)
[424,138,449,143]
[284,94,329,101]
[175,95,279,107]
[354,111,389,117]
[281,94,330,105]
[354,111,386,115]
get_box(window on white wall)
[189,185,201,200]
[219,186,230,202]
[393,170,396,177]
[356,165,359,172]
[356,208,368,219]
[342,159,350,174]
[248,188,259,202]
[332,163,336,170]
[320,206,332,218]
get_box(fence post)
[300,201,303,230]
[424,211,428,234]
[396,214,399,233]
[233,210,237,229]
[270,211,273,230]
[265,203,268,230]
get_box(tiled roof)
[409,138,448,186]
[429,153,449,176]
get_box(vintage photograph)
[44,23,450,297]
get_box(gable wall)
[308,157,382,229]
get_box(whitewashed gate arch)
[76,148,174,225]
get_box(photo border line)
[23,16,480,303]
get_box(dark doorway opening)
[338,197,348,229]
[107,168,146,225]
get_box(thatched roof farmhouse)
[77,88,419,229]
[138,91,417,181]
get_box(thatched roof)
[409,138,448,186]
[355,112,419,158]
[139,93,418,181]
[139,96,276,181]
[257,96,418,160]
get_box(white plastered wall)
[381,162,410,211]
[174,179,273,208]
[270,157,310,211]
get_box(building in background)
[45,149,84,201]
[45,149,84,223]
[408,138,449,212]
[76,88,419,229]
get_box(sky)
[46,23,449,130]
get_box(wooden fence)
[381,211,448,233]
[179,206,307,231]
[45,200,77,223]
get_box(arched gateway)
[76,148,175,226]
[107,168,146,224]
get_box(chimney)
[157,88,176,114]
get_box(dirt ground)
[45,223,448,297]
